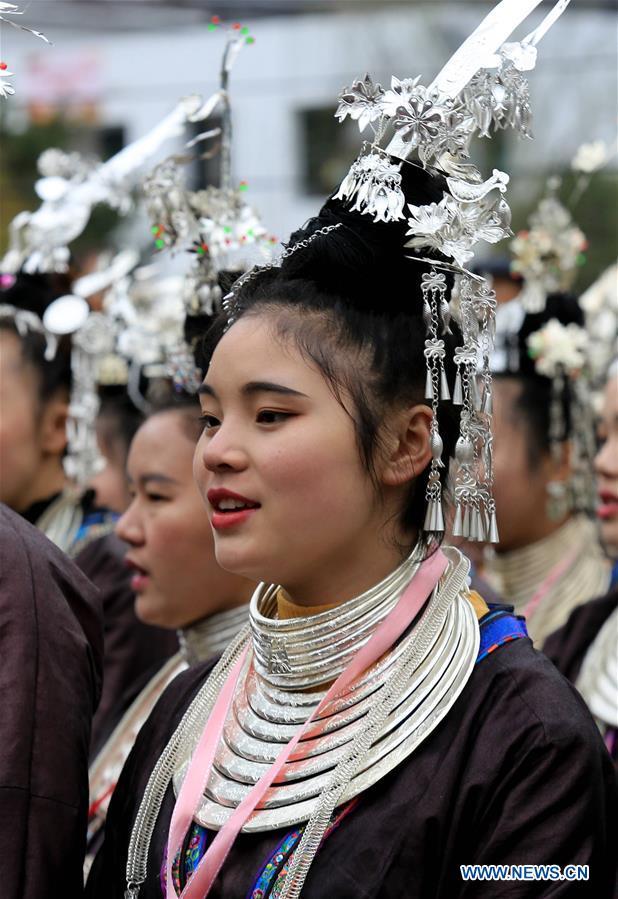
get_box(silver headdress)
[511,136,616,315]
[510,178,588,313]
[142,18,275,393]
[0,85,231,484]
[223,0,571,545]
[527,317,597,516]
[0,1,50,100]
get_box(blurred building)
[2,1,617,276]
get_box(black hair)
[147,387,203,443]
[0,271,73,404]
[202,161,462,543]
[495,292,584,465]
[96,387,145,464]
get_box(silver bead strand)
[222,224,343,329]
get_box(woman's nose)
[595,436,618,478]
[197,424,247,474]
[115,500,144,546]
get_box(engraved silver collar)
[249,545,423,690]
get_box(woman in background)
[545,362,618,765]
[87,395,253,871]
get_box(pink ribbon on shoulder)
[166,548,448,898]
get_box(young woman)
[485,292,610,646]
[545,362,618,765]
[87,162,616,899]
[87,397,253,870]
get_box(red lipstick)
[597,490,618,521]
[207,487,260,531]
[124,557,151,592]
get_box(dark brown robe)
[75,533,178,752]
[87,626,617,898]
[543,588,618,683]
[21,493,178,752]
[0,504,103,899]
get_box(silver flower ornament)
[335,73,385,133]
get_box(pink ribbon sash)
[166,549,448,898]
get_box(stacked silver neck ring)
[172,545,479,833]
[178,603,250,667]
[250,546,423,690]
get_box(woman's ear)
[380,404,433,487]
[543,439,572,485]
[39,394,69,457]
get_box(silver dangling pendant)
[481,385,493,415]
[478,505,488,542]
[453,368,463,405]
[488,508,499,543]
[471,377,482,412]
[472,508,483,542]
[452,502,463,537]
[440,367,451,401]
[462,504,471,538]
[432,499,445,532]
[423,497,445,533]
[425,368,434,400]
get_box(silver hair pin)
[221,223,343,329]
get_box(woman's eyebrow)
[198,381,309,400]
[139,473,179,487]
[241,381,309,399]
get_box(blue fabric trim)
[72,509,118,547]
[476,610,528,663]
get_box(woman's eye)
[199,413,221,431]
[256,410,292,425]
[146,492,168,503]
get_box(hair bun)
[280,160,450,317]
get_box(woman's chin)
[134,590,172,629]
[600,520,618,560]
[214,543,275,585]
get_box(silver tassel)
[471,377,482,412]
[478,506,488,542]
[423,498,444,534]
[481,386,493,415]
[462,504,471,538]
[433,499,444,533]
[452,503,463,537]
[440,368,450,401]
[425,368,434,400]
[453,369,463,405]
[488,509,499,543]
